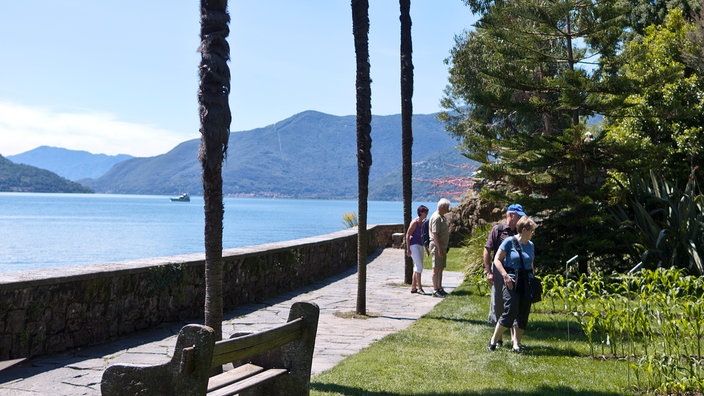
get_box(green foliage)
[459,223,491,275]
[539,267,704,394]
[626,0,702,39]
[684,11,704,73]
[443,3,704,275]
[614,171,704,274]
[605,8,704,189]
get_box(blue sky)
[0,1,475,157]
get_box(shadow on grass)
[311,382,625,395]
[421,312,589,358]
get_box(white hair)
[437,198,451,210]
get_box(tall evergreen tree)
[400,0,414,284]
[199,0,230,341]
[441,0,628,272]
[352,0,372,315]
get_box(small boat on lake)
[170,193,190,202]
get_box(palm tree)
[352,0,372,315]
[400,0,414,285]
[198,0,231,341]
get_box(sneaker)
[410,289,418,294]
[511,345,523,353]
[496,340,504,347]
[432,290,445,298]
[439,288,449,296]
[417,287,426,295]
[488,340,497,352]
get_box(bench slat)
[206,368,287,396]
[210,318,303,368]
[207,363,264,392]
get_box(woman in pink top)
[406,205,429,294]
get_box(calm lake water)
[0,193,435,273]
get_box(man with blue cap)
[484,203,526,328]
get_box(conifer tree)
[441,0,628,272]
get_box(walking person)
[429,198,451,297]
[405,205,429,294]
[484,204,525,324]
[488,216,538,353]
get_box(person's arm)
[483,226,497,284]
[430,218,444,257]
[483,247,494,284]
[494,248,514,290]
[405,220,417,257]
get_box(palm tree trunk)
[199,0,231,342]
[400,0,414,285]
[352,0,371,315]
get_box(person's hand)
[503,273,515,290]
[486,272,494,285]
[406,249,412,257]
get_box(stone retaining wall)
[0,224,403,360]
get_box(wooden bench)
[101,301,319,396]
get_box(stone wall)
[0,224,403,360]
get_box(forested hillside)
[0,155,92,193]
[83,111,477,200]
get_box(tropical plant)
[341,211,358,228]
[616,171,704,275]
[198,0,231,341]
[352,0,372,315]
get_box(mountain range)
[8,147,132,181]
[5,111,477,200]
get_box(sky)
[0,1,476,157]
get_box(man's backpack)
[421,218,430,248]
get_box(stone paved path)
[0,248,464,395]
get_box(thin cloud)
[0,101,193,157]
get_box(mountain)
[84,111,478,200]
[0,155,92,193]
[7,146,133,181]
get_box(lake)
[0,193,437,273]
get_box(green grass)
[310,258,633,395]
[423,244,479,273]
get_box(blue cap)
[507,204,526,217]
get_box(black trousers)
[498,278,532,330]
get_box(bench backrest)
[210,317,304,368]
[101,301,319,396]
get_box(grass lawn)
[310,247,632,395]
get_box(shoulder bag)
[511,237,542,303]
